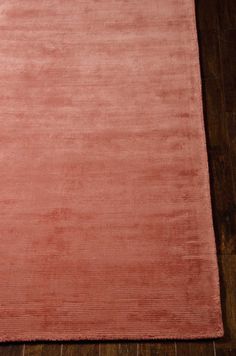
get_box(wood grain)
[176,342,215,356]
[62,343,99,356]
[138,342,176,356]
[0,345,23,356]
[24,344,61,356]
[218,0,236,29]
[195,0,219,30]
[215,257,236,354]
[219,29,236,113]
[99,343,137,356]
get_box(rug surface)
[0,0,223,341]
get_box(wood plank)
[24,343,61,356]
[216,346,236,355]
[176,342,214,356]
[226,111,236,211]
[201,75,225,148]
[99,343,118,356]
[198,31,221,80]
[24,344,43,356]
[195,0,219,31]
[218,29,236,113]
[99,342,137,356]
[215,256,236,353]
[118,343,137,356]
[138,342,176,356]
[0,344,23,356]
[218,0,236,29]
[209,150,236,255]
[62,343,99,356]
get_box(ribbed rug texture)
[0,0,223,341]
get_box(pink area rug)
[0,0,223,341]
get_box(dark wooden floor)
[0,0,235,355]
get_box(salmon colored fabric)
[0,0,223,341]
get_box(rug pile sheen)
[0,0,223,341]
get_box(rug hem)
[0,330,224,343]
